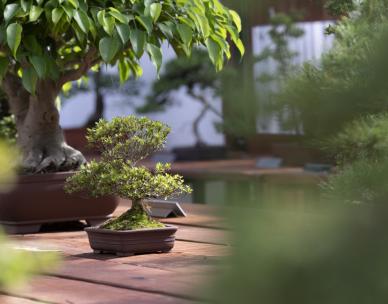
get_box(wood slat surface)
[6,202,229,304]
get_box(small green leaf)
[98,11,115,36]
[22,67,37,94]
[118,58,131,83]
[129,29,146,58]
[52,8,64,24]
[177,23,192,45]
[29,55,46,78]
[29,6,43,22]
[205,37,222,71]
[21,0,32,12]
[4,4,20,23]
[146,43,162,73]
[62,81,72,95]
[109,8,128,24]
[68,0,79,9]
[116,24,130,44]
[234,38,245,57]
[135,15,153,34]
[61,4,74,18]
[158,22,173,39]
[6,23,22,58]
[229,10,242,32]
[150,3,162,22]
[24,35,43,55]
[74,10,90,33]
[99,37,120,62]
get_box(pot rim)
[85,224,178,234]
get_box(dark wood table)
[2,201,229,304]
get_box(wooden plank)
[14,276,197,304]
[119,252,224,274]
[49,257,213,301]
[175,226,229,245]
[0,294,47,304]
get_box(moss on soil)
[101,203,164,231]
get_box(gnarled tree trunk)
[3,74,86,173]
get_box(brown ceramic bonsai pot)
[0,172,119,234]
[85,225,178,256]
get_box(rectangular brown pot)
[85,225,178,256]
[0,172,119,234]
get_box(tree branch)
[187,89,223,118]
[58,48,100,88]
[3,73,30,125]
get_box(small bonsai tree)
[65,116,191,230]
[0,0,244,173]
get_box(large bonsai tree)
[65,116,192,230]
[0,0,244,173]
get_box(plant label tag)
[256,157,283,169]
[145,200,187,218]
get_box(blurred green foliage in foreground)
[278,0,388,139]
[0,234,59,290]
[0,142,59,291]
[208,204,388,303]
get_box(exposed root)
[23,144,86,174]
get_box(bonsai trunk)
[101,199,163,230]
[188,89,223,147]
[3,75,86,173]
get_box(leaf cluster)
[321,113,388,205]
[65,116,192,201]
[323,114,388,165]
[0,115,16,144]
[321,158,388,205]
[0,0,244,94]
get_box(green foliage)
[0,141,59,289]
[325,0,356,16]
[0,0,243,94]
[277,0,388,139]
[87,116,171,164]
[208,204,388,303]
[322,159,388,205]
[101,202,163,230]
[65,116,191,205]
[0,232,59,289]
[321,114,388,205]
[323,114,388,165]
[0,115,17,144]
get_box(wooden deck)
[2,201,229,304]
